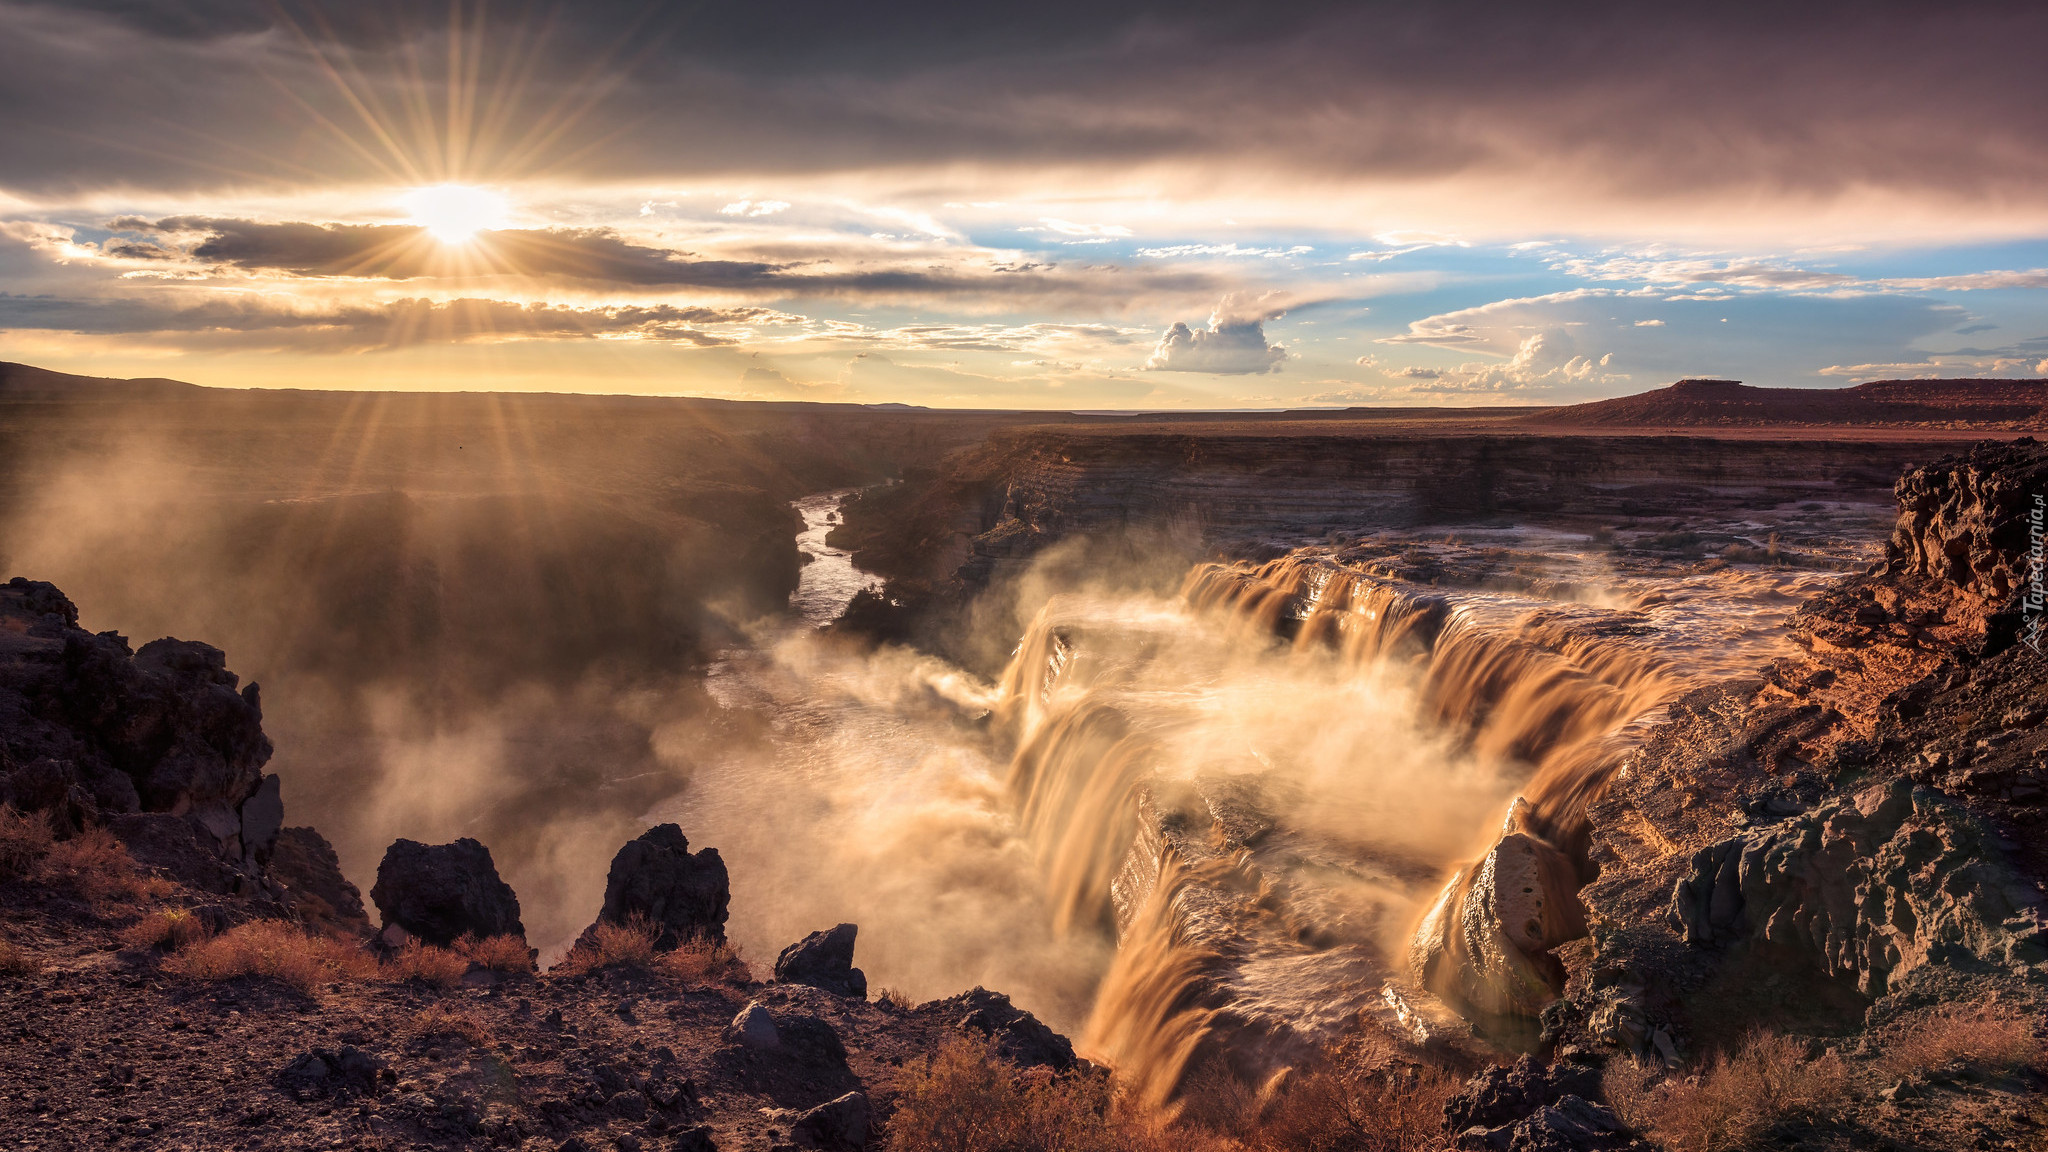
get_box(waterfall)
[989,551,1701,1100]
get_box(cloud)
[719,200,790,217]
[1392,365,1443,378]
[1400,332,1616,394]
[0,292,781,352]
[1634,318,1665,326]
[1144,296,1290,374]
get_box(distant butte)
[1519,376,2048,428]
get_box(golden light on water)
[400,183,510,244]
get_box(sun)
[400,184,511,244]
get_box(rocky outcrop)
[578,824,729,950]
[790,1091,869,1151]
[0,577,273,859]
[774,923,867,997]
[1886,437,2048,602]
[918,988,1077,1071]
[369,837,524,946]
[1444,1056,1646,1152]
[268,826,372,938]
[1670,777,2046,997]
[1411,802,1588,1018]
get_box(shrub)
[1605,1030,1847,1152]
[1877,1003,2046,1078]
[455,933,535,974]
[165,919,378,993]
[39,827,163,904]
[875,986,917,1011]
[552,914,660,976]
[658,937,750,986]
[0,939,38,976]
[0,806,54,879]
[385,941,469,987]
[1241,1060,1460,1152]
[406,1005,497,1050]
[120,908,211,953]
[886,1037,1181,1152]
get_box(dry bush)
[657,936,750,986]
[385,941,469,987]
[1877,1003,2046,1078]
[119,908,211,953]
[0,805,54,879]
[1245,1061,1461,1152]
[454,933,535,974]
[875,986,917,1011]
[0,938,39,976]
[405,1004,497,1050]
[165,919,378,993]
[38,827,163,904]
[887,1036,1182,1152]
[552,915,660,976]
[1605,1030,1847,1152]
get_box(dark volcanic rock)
[0,577,272,856]
[918,987,1077,1071]
[774,923,867,997]
[1445,1056,1603,1132]
[370,837,524,946]
[106,812,241,894]
[791,1091,869,1151]
[1887,438,2048,602]
[578,823,729,949]
[274,1046,386,1100]
[269,825,371,937]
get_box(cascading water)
[664,494,1836,1111]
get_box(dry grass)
[876,986,917,1011]
[657,936,750,986]
[1200,1056,1459,1152]
[454,933,535,974]
[0,805,54,879]
[1605,1030,1847,1152]
[552,914,660,976]
[38,827,167,904]
[886,1037,1147,1152]
[1876,1003,2046,1078]
[0,938,38,976]
[119,908,211,953]
[405,1004,498,1050]
[165,919,379,994]
[384,941,470,987]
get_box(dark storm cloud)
[3,1,2045,209]
[115,216,1226,303]
[0,291,765,350]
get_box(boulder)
[237,774,283,863]
[727,1002,780,1050]
[268,826,371,938]
[774,923,867,997]
[791,1091,870,1151]
[577,824,729,950]
[1886,439,2048,602]
[369,837,524,947]
[1445,1056,1603,1133]
[1411,801,1587,1017]
[107,812,240,894]
[918,987,1077,1071]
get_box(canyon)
[1,363,2046,1151]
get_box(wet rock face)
[1412,808,1589,1018]
[580,823,729,949]
[1671,777,2048,997]
[369,837,524,946]
[774,923,868,997]
[0,577,272,855]
[1887,439,2048,602]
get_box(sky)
[2,0,2046,408]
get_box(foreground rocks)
[370,837,526,947]
[578,822,730,950]
[775,923,868,997]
